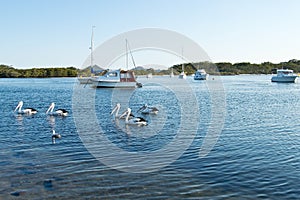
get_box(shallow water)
[1,75,300,199]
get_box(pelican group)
[46,102,68,117]
[14,101,38,115]
[137,104,159,114]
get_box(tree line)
[171,59,300,75]
[0,65,77,78]
[1,59,300,78]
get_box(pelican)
[111,103,134,119]
[137,104,159,114]
[14,101,38,115]
[46,102,68,117]
[52,130,61,144]
[111,103,121,117]
[124,108,147,126]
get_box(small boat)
[178,71,186,79]
[194,69,209,80]
[146,73,153,78]
[178,48,187,79]
[90,69,140,88]
[170,68,174,78]
[271,69,298,83]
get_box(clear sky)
[1,0,300,68]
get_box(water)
[1,75,300,199]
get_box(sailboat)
[90,39,140,88]
[178,48,187,79]
[78,26,95,84]
[170,67,174,78]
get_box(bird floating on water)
[14,101,38,115]
[52,130,61,144]
[124,108,147,126]
[111,103,134,119]
[137,104,159,114]
[46,102,68,117]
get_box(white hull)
[271,76,298,83]
[194,74,209,80]
[91,80,137,88]
[178,72,186,79]
[271,69,298,83]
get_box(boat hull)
[91,80,137,88]
[271,76,298,83]
[194,74,209,80]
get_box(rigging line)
[127,40,136,69]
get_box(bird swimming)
[46,102,68,117]
[124,108,147,126]
[137,104,159,114]
[52,130,61,144]
[14,101,38,115]
[111,103,134,119]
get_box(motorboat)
[271,69,298,83]
[90,69,140,88]
[194,69,209,80]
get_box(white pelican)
[111,103,134,119]
[124,108,147,126]
[14,101,38,115]
[137,104,159,114]
[52,130,61,144]
[111,103,121,117]
[46,102,68,117]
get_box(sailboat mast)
[181,47,184,72]
[126,39,128,70]
[90,26,95,70]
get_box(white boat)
[178,71,186,79]
[178,48,186,79]
[90,69,139,88]
[169,68,174,78]
[271,69,298,83]
[178,63,186,79]
[194,69,209,80]
[146,73,153,78]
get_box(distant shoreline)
[1,59,300,78]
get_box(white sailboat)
[178,48,186,79]
[170,68,174,78]
[90,39,141,88]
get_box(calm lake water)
[1,75,300,199]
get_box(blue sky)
[1,0,300,68]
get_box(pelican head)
[14,101,24,112]
[111,103,121,116]
[137,104,147,112]
[46,102,55,114]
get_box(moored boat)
[271,69,298,83]
[90,69,140,88]
[194,69,209,80]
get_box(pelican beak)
[119,110,128,119]
[46,103,54,114]
[111,105,118,115]
[14,102,21,112]
[137,105,146,112]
